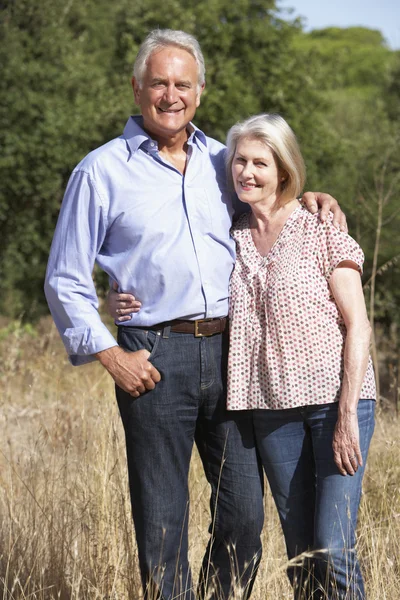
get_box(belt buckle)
[194,318,214,337]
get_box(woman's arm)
[329,261,372,476]
[107,281,141,322]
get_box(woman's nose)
[241,162,253,177]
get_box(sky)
[279,0,400,50]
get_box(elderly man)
[45,29,344,600]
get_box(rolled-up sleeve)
[317,218,364,281]
[44,170,118,365]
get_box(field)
[0,319,399,599]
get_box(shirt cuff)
[62,326,118,366]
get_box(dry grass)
[0,318,399,599]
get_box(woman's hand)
[107,282,141,322]
[332,411,363,476]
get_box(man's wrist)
[95,345,123,369]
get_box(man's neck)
[143,123,191,153]
[144,126,192,175]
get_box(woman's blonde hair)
[226,113,306,203]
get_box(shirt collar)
[123,115,208,157]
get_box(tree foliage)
[0,1,399,334]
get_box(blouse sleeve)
[317,217,364,280]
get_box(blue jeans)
[253,400,375,600]
[116,326,264,600]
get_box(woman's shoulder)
[297,204,329,227]
[295,205,347,239]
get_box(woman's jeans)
[254,400,375,600]
[116,326,264,600]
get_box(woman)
[224,114,375,599]
[108,114,376,599]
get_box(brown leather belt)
[146,317,228,337]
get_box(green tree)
[0,0,130,317]
[1,0,321,319]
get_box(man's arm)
[45,169,160,396]
[302,192,347,231]
[96,346,161,397]
[44,170,118,364]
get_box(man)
[45,29,345,600]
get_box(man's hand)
[96,346,161,397]
[302,191,347,232]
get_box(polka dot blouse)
[227,206,376,411]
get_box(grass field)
[0,319,399,599]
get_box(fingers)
[330,205,348,232]
[317,193,348,232]
[333,445,362,476]
[127,352,161,398]
[150,365,161,384]
[129,374,158,397]
[301,191,318,214]
[116,293,139,304]
[117,314,133,322]
[355,445,363,468]
[341,453,357,477]
[303,191,348,233]
[115,296,141,321]
[333,450,348,476]
[116,302,141,313]
[318,196,331,223]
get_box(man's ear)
[132,77,141,105]
[196,81,206,108]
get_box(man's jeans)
[116,326,264,599]
[253,400,375,600]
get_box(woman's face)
[231,137,284,206]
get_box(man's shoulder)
[73,135,126,176]
[203,134,226,155]
[199,134,227,176]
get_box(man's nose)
[163,85,178,104]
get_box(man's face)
[132,46,205,142]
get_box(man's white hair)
[133,29,206,91]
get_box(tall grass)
[0,319,399,599]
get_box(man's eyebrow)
[150,78,193,86]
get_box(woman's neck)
[250,197,300,233]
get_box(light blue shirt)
[45,116,237,365]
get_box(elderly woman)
[108,114,375,599]
[225,114,376,599]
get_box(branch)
[363,253,400,289]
